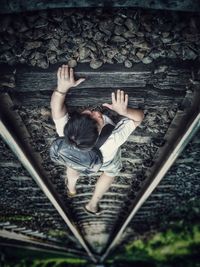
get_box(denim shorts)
[100,149,122,177]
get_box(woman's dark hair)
[64,111,99,150]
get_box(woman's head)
[64,111,99,150]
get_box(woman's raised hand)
[103,90,128,116]
[57,64,85,93]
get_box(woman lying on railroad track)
[50,64,144,215]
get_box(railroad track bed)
[0,61,199,262]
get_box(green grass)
[32,258,86,267]
[0,215,33,221]
[2,223,200,267]
[48,230,68,238]
[111,223,200,266]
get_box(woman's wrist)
[54,88,67,95]
[56,86,71,94]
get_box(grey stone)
[167,49,177,59]
[114,53,127,63]
[6,26,15,35]
[114,25,127,36]
[18,57,26,64]
[37,57,49,69]
[3,51,15,62]
[106,49,118,59]
[151,33,160,40]
[124,60,132,68]
[136,31,145,37]
[150,49,161,59]
[136,50,146,60]
[48,39,59,51]
[23,29,34,39]
[14,19,29,33]
[142,56,153,64]
[114,17,124,26]
[90,60,103,69]
[93,31,104,41]
[0,74,15,88]
[99,20,114,35]
[134,41,151,50]
[60,36,68,45]
[106,58,114,64]
[154,65,168,74]
[123,31,136,38]
[79,47,91,60]
[143,22,151,32]
[111,36,126,43]
[182,46,198,60]
[129,47,137,55]
[14,45,25,57]
[51,9,64,22]
[82,20,93,30]
[60,19,70,31]
[79,57,91,63]
[73,36,85,45]
[57,53,70,63]
[32,29,46,40]
[68,59,77,68]
[25,41,42,50]
[162,32,170,38]
[0,16,11,32]
[47,52,57,64]
[121,48,129,55]
[124,18,137,32]
[34,17,48,29]
[162,37,173,44]
[86,41,97,52]
[128,54,141,63]
[1,42,11,52]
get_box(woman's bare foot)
[84,203,101,215]
[65,178,77,196]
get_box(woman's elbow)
[138,109,144,123]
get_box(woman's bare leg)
[65,167,80,194]
[85,172,115,213]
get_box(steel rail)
[100,90,200,262]
[0,229,88,259]
[0,94,97,263]
[0,241,84,258]
[0,230,87,258]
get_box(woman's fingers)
[64,65,69,80]
[112,90,126,104]
[57,67,61,79]
[58,64,69,80]
[57,64,86,88]
[61,64,66,78]
[69,67,74,83]
[125,93,128,106]
[115,89,127,103]
[102,103,113,110]
[120,90,125,103]
[111,92,116,104]
[75,78,85,86]
[117,89,121,102]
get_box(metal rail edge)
[0,230,88,258]
[100,89,200,262]
[0,93,97,263]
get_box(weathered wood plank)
[0,0,199,13]
[10,90,183,109]
[14,70,190,92]
[0,61,195,93]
